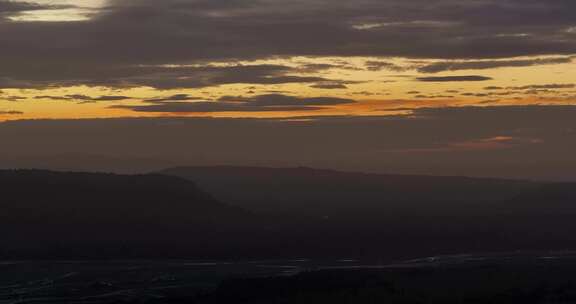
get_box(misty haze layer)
[1,106,576,181]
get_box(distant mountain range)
[3,167,576,260]
[160,166,555,218]
[159,166,576,257]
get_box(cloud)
[0,1,41,13]
[112,94,356,113]
[1,0,576,88]
[35,94,131,102]
[416,76,493,82]
[1,95,26,102]
[418,57,574,73]
[508,84,576,90]
[118,65,330,90]
[364,61,408,72]
[0,64,332,89]
[414,94,455,99]
[0,77,48,89]
[163,0,262,11]
[0,0,65,17]
[0,110,23,115]
[239,94,355,106]
[113,103,324,113]
[145,94,201,102]
[484,86,504,90]
[310,82,348,89]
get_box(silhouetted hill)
[5,168,576,260]
[0,170,251,258]
[160,166,540,218]
[504,182,576,214]
[154,166,576,257]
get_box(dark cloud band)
[0,0,575,89]
[417,76,493,82]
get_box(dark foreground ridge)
[3,168,576,259]
[0,170,250,259]
[5,168,576,302]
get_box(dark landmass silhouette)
[3,168,576,260]
[0,170,254,259]
[160,166,541,217]
[160,166,576,256]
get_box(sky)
[0,0,575,179]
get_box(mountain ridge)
[0,169,251,259]
[159,166,544,217]
[4,167,576,260]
